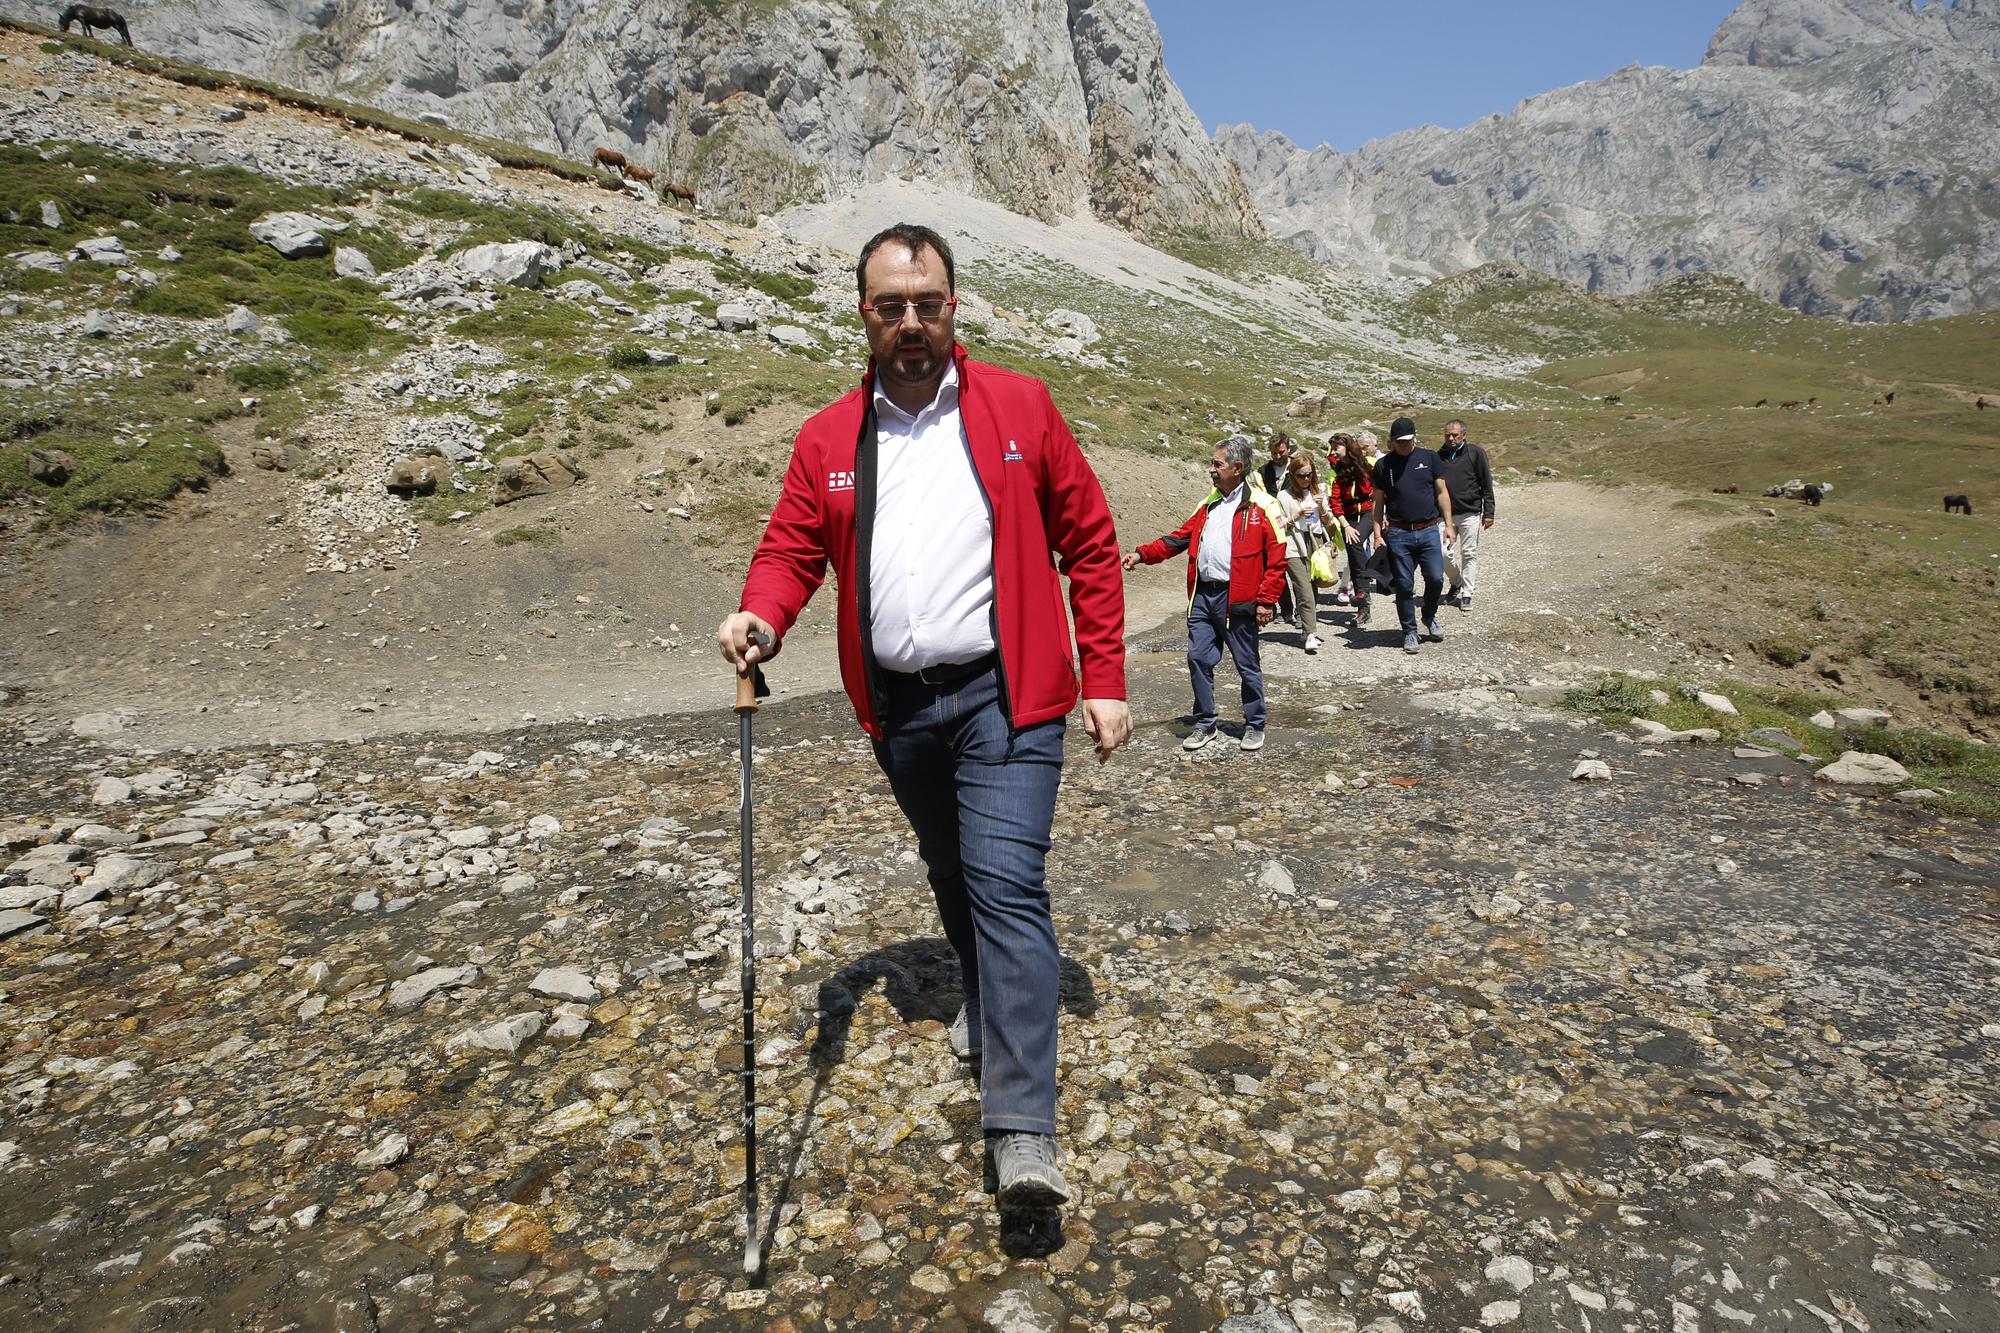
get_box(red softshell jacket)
[1133,490,1288,614]
[738,346,1127,740]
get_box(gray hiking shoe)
[949,997,982,1063]
[1423,618,1445,642]
[983,1132,1072,1208]
[1240,726,1266,752]
[1403,631,1420,654]
[1182,724,1217,751]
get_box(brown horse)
[662,181,696,207]
[623,163,655,184]
[59,4,131,43]
[591,147,627,173]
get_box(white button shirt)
[867,363,998,672]
[1196,485,1245,582]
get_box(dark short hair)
[856,224,955,301]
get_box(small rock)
[1485,1255,1535,1292]
[714,301,758,332]
[1814,751,1910,786]
[28,448,76,486]
[79,310,120,338]
[353,1133,409,1169]
[1834,707,1892,728]
[334,246,377,280]
[1480,1300,1522,1328]
[1571,759,1612,781]
[90,776,133,806]
[387,964,479,1010]
[454,240,560,289]
[223,305,261,336]
[249,211,347,258]
[1695,691,1738,716]
[1257,860,1296,896]
[530,967,602,1003]
[1808,710,1837,729]
[446,1012,544,1055]
[39,200,61,229]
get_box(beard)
[881,338,943,385]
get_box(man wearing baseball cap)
[1370,416,1456,654]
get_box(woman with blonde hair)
[1273,452,1334,652]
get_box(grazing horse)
[59,4,131,43]
[1780,400,1800,410]
[1755,398,1769,408]
[1884,390,1896,405]
[662,181,697,207]
[1801,484,1824,507]
[1944,495,1973,515]
[591,147,627,173]
[623,163,655,183]
[1979,397,1989,412]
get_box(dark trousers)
[1385,524,1446,633]
[871,665,1065,1134]
[1187,581,1265,729]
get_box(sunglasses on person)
[858,298,958,323]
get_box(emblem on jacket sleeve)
[828,470,855,492]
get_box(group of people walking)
[1127,415,1497,750]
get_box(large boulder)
[1044,308,1101,344]
[1285,386,1329,420]
[453,241,561,289]
[1814,751,1910,786]
[385,455,449,497]
[714,301,759,333]
[493,452,579,505]
[333,246,378,280]
[71,236,130,266]
[249,212,347,258]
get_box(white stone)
[223,305,262,336]
[1256,860,1296,896]
[249,211,347,258]
[353,1132,408,1169]
[1485,1254,1535,1292]
[1571,759,1612,781]
[1808,709,1837,729]
[714,301,759,332]
[453,240,560,288]
[531,967,602,1003]
[77,855,169,895]
[72,235,130,266]
[91,776,133,806]
[446,1012,544,1055]
[70,712,134,741]
[387,964,479,1010]
[1695,691,1738,715]
[1834,707,1892,728]
[334,246,377,280]
[1814,751,1910,786]
[1480,1300,1522,1327]
[767,324,818,348]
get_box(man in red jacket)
[718,223,1130,1254]
[1125,436,1288,751]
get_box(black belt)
[1387,517,1440,531]
[881,651,998,689]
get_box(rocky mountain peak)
[0,0,1261,240]
[1704,0,2000,67]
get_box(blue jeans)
[1187,582,1265,729]
[871,665,1065,1135]
[1384,524,1446,634]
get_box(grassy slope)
[1394,269,2000,727]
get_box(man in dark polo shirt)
[1370,416,1456,654]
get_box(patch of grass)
[227,361,297,392]
[605,343,652,370]
[494,523,559,547]
[746,269,815,304]
[0,429,225,521]
[394,187,668,266]
[1555,672,2000,817]
[707,383,773,427]
[1758,634,1813,669]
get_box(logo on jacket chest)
[1003,439,1024,463]
[828,470,855,492]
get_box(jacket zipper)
[959,427,1013,721]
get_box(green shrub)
[1759,635,1812,668]
[1559,675,1655,719]
[748,270,815,304]
[606,343,652,369]
[227,361,295,391]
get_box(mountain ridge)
[1216,0,2000,322]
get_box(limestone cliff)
[1217,0,2000,321]
[4,0,1261,237]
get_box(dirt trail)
[2,475,1723,749]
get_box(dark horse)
[59,4,132,43]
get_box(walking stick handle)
[735,630,771,713]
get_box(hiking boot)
[1423,618,1445,643]
[983,1132,1072,1208]
[1240,726,1266,752]
[1355,598,1371,626]
[1458,592,1473,612]
[1446,587,1464,608]
[1181,725,1217,751]
[949,997,982,1063]
[1403,631,1420,654]
[1303,634,1322,653]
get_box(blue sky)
[1147,1,1743,152]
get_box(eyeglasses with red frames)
[858,297,958,323]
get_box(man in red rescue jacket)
[719,223,1130,1255]
[1124,435,1288,752]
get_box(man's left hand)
[1255,605,1275,626]
[1080,698,1132,763]
[1482,516,1494,530]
